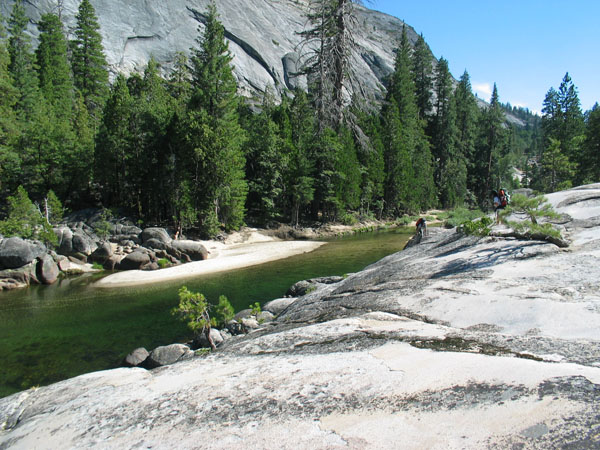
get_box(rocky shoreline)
[0,210,392,291]
[1,184,599,448]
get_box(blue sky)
[370,0,600,115]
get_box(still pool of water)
[0,228,412,398]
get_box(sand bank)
[96,239,325,288]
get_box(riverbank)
[3,185,599,448]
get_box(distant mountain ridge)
[2,0,419,102]
[2,0,525,125]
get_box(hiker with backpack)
[492,188,509,223]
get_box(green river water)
[0,228,412,398]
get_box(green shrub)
[499,194,563,242]
[458,216,493,236]
[444,207,485,228]
[91,262,104,270]
[249,301,261,316]
[157,258,170,269]
[215,295,235,326]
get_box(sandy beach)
[95,238,325,288]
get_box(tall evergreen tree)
[454,70,479,201]
[245,91,287,221]
[70,0,109,123]
[430,57,463,207]
[540,73,585,187]
[284,90,315,226]
[582,103,600,183]
[186,1,247,235]
[0,15,20,196]
[7,0,39,119]
[36,13,73,116]
[473,83,507,204]
[412,33,433,120]
[95,74,133,207]
[382,26,435,214]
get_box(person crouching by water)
[416,217,427,237]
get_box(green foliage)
[499,193,562,241]
[70,0,109,121]
[157,258,170,269]
[91,262,104,270]
[214,295,235,326]
[458,216,493,236]
[171,286,216,336]
[93,209,113,241]
[442,207,485,228]
[0,185,57,246]
[249,301,261,316]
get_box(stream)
[0,228,412,398]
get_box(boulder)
[146,344,194,368]
[141,228,171,245]
[144,238,168,250]
[0,237,47,270]
[89,242,113,263]
[241,317,260,330]
[36,254,59,285]
[285,280,313,297]
[257,311,275,323]
[0,261,38,289]
[263,297,296,316]
[71,232,97,255]
[55,226,74,254]
[192,329,224,350]
[112,224,142,236]
[117,251,150,271]
[103,255,121,271]
[123,348,150,367]
[169,240,208,261]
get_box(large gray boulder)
[146,344,194,368]
[55,227,98,257]
[263,297,296,315]
[89,242,113,263]
[0,237,46,270]
[123,348,150,367]
[141,228,171,245]
[36,254,59,285]
[169,240,208,261]
[117,251,150,270]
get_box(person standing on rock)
[416,218,427,237]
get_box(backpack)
[499,189,509,207]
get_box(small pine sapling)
[172,286,216,350]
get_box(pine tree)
[36,13,73,116]
[473,83,507,204]
[540,73,585,187]
[95,74,133,207]
[245,91,286,221]
[186,1,247,235]
[540,138,575,191]
[70,0,109,123]
[582,103,600,182]
[382,26,435,214]
[0,15,20,196]
[299,0,362,132]
[412,33,433,120]
[454,70,479,200]
[285,90,315,226]
[7,0,39,120]
[136,57,176,222]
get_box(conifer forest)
[1,0,598,237]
